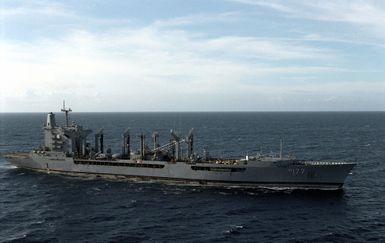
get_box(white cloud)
[0,1,73,17]
[298,1,385,27]
[233,0,385,30]
[231,0,293,13]
[152,12,240,28]
[1,1,384,111]
[203,36,332,60]
[0,24,344,111]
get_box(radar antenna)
[61,100,72,127]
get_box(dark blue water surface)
[1,112,385,242]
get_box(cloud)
[232,0,385,29]
[152,12,241,28]
[2,23,382,112]
[231,0,293,13]
[297,1,385,27]
[1,1,384,111]
[0,24,343,111]
[0,0,73,17]
[203,36,333,60]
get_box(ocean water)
[0,112,385,242]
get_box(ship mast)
[61,100,72,127]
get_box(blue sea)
[1,112,385,242]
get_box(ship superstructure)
[5,105,356,190]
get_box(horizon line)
[1,110,385,113]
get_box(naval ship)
[5,104,356,190]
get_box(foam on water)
[0,163,17,170]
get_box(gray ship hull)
[6,152,355,190]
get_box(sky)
[1,0,385,112]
